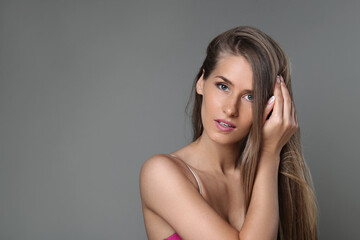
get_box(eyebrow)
[215,75,254,92]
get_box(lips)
[214,119,236,128]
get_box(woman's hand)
[261,76,299,156]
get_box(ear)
[196,71,205,95]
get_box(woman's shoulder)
[140,153,184,176]
[140,153,189,185]
[139,153,195,207]
[139,153,240,239]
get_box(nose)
[223,97,239,117]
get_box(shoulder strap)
[169,154,202,195]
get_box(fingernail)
[276,76,281,84]
[280,76,284,82]
[268,96,275,104]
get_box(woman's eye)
[245,94,253,101]
[216,83,229,91]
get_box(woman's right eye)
[216,83,229,92]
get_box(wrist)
[260,148,281,158]
[258,150,281,169]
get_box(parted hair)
[185,26,318,240]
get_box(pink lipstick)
[214,119,236,132]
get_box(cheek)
[201,91,220,116]
[200,99,212,126]
[240,105,253,125]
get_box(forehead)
[211,55,253,89]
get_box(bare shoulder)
[140,153,182,181]
[139,154,239,239]
[140,153,180,175]
[139,153,186,209]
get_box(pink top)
[164,232,182,240]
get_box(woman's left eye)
[244,94,253,101]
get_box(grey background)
[1,0,359,239]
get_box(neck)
[192,131,242,175]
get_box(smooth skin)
[140,55,298,240]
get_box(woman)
[140,26,318,240]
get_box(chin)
[209,132,246,146]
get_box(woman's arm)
[239,76,298,239]
[239,152,280,240]
[140,153,280,240]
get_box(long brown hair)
[185,26,318,240]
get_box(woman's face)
[196,55,254,145]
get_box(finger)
[263,96,275,124]
[280,76,292,124]
[272,76,284,119]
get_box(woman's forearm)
[238,151,280,240]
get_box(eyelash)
[215,82,254,102]
[216,82,229,91]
